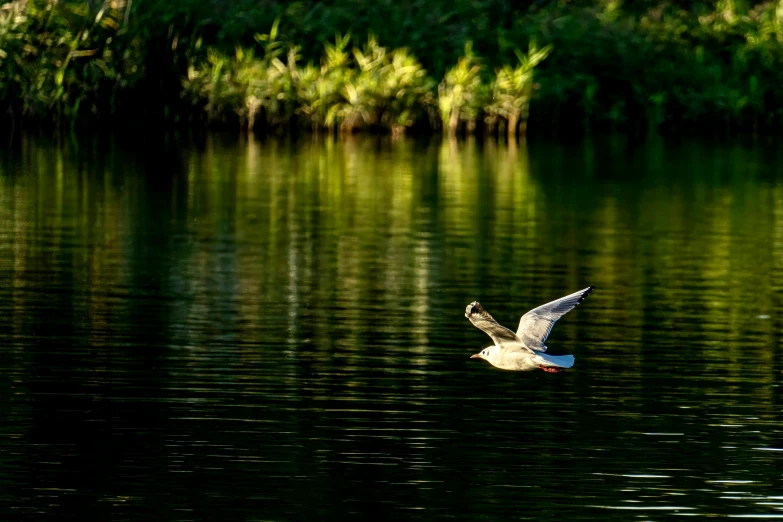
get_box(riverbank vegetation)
[3,0,783,136]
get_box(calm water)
[1,133,782,521]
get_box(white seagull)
[465,286,594,373]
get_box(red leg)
[540,366,564,374]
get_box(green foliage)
[182,20,300,129]
[518,1,783,132]
[181,31,434,135]
[296,32,353,129]
[438,42,487,134]
[182,48,245,124]
[8,1,783,135]
[0,0,142,124]
[358,40,434,135]
[486,40,552,136]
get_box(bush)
[1,0,143,125]
[182,31,435,136]
[486,40,552,137]
[438,42,487,134]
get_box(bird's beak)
[470,354,481,359]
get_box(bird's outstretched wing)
[516,286,594,351]
[465,301,534,353]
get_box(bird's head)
[470,347,494,362]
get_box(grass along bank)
[4,0,783,136]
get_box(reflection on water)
[0,133,782,520]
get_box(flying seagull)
[465,286,594,373]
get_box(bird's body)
[466,287,594,372]
[473,347,575,372]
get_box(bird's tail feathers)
[535,353,575,369]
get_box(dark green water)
[1,133,782,521]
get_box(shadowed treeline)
[5,0,783,135]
